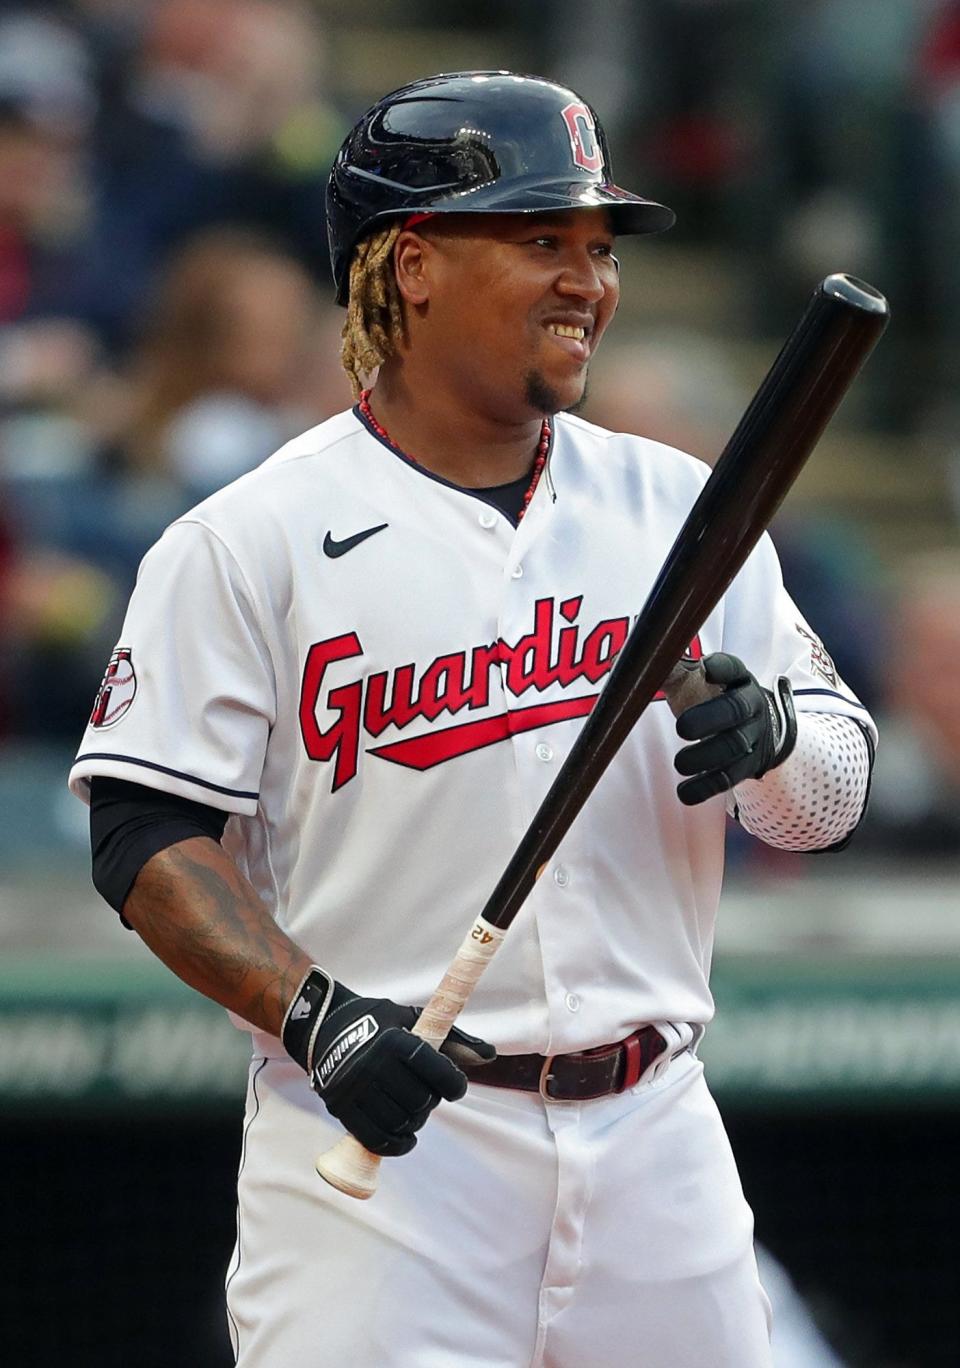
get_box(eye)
[596,244,620,272]
[528,235,558,249]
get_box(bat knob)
[316,1135,382,1199]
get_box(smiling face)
[392,208,621,422]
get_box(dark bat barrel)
[481,273,889,931]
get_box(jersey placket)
[495,477,599,1055]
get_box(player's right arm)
[90,778,492,1172]
[73,519,489,1155]
[119,827,313,1041]
[117,817,491,1155]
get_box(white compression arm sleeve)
[729,713,872,851]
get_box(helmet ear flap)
[325,71,674,306]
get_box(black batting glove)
[282,968,495,1157]
[673,652,798,807]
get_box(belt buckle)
[538,1046,619,1102]
[537,1028,673,1102]
[538,1053,561,1101]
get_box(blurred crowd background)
[1,0,958,864]
[1,3,958,1366]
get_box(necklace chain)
[358,390,550,521]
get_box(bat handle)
[315,916,506,1199]
[660,657,723,717]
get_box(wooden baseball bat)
[316,272,889,1198]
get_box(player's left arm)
[673,651,872,851]
[669,526,877,852]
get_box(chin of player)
[523,363,589,417]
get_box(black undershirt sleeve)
[89,776,229,921]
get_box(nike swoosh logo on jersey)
[323,524,388,558]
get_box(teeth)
[548,324,586,340]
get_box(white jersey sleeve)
[69,518,276,814]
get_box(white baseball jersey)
[69,406,876,1058]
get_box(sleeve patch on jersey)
[90,646,137,728]
[795,622,838,687]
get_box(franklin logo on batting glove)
[315,1016,379,1090]
[279,967,494,1158]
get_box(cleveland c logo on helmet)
[561,102,603,173]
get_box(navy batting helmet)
[326,70,675,305]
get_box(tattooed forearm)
[123,836,313,1037]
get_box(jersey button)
[511,564,524,579]
[478,510,497,529]
[535,742,553,762]
[564,992,581,1013]
[553,866,569,887]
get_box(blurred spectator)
[2,224,348,739]
[0,506,14,736]
[7,225,343,595]
[639,0,762,237]
[915,0,960,415]
[0,8,102,406]
[859,549,960,857]
[756,0,951,427]
[583,329,746,461]
[71,0,342,349]
[770,515,888,714]
[546,0,763,240]
[104,225,342,502]
[0,466,118,739]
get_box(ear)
[393,230,433,307]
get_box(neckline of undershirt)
[352,398,553,528]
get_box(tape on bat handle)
[660,659,723,717]
[315,918,506,1200]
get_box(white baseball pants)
[226,1051,772,1367]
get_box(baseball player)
[69,73,876,1367]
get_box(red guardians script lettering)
[299,597,701,791]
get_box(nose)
[555,248,612,304]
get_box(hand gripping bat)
[316,273,890,1198]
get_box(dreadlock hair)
[340,223,405,398]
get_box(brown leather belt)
[462,1025,672,1102]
